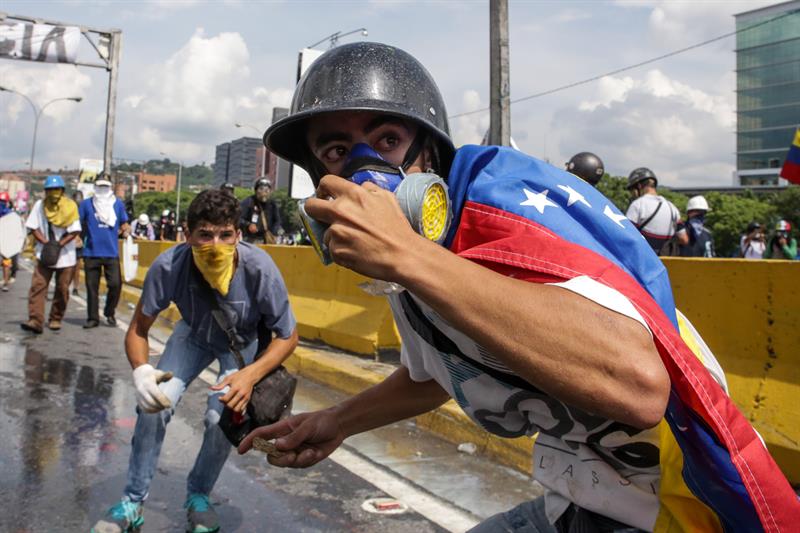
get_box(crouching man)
[239,42,798,532]
[93,189,298,533]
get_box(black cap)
[566,152,605,186]
[627,167,657,189]
[254,178,272,190]
[264,42,454,183]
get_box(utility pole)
[489,0,510,146]
[1,14,122,175]
[103,30,122,174]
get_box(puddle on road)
[0,335,132,528]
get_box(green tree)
[270,188,302,233]
[704,191,777,257]
[770,186,800,234]
[132,190,197,223]
[595,174,630,212]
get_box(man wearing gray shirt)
[92,190,298,533]
[625,167,688,255]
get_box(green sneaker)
[91,499,144,533]
[185,493,219,533]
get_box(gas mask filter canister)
[299,144,451,265]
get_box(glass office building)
[735,1,800,186]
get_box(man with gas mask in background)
[237,42,799,532]
[92,189,298,533]
[158,209,178,241]
[239,178,283,244]
[79,176,130,328]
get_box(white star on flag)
[603,205,627,227]
[520,188,557,214]
[557,184,591,208]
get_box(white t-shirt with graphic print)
[388,276,725,531]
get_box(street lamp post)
[0,86,82,173]
[160,152,183,224]
[235,122,262,136]
[307,28,368,50]
[235,123,268,186]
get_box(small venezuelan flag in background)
[780,127,800,185]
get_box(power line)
[449,8,799,119]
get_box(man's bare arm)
[125,301,158,370]
[307,177,670,429]
[238,366,451,465]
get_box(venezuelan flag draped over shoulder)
[780,128,800,185]
[444,145,800,532]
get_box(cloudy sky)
[0,0,778,186]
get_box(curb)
[111,280,534,475]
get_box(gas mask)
[299,143,452,265]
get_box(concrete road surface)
[0,261,540,532]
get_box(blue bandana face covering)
[341,143,404,192]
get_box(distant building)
[734,1,800,186]
[137,172,177,192]
[213,137,269,188]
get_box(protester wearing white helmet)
[131,213,156,241]
[764,220,797,259]
[158,209,177,241]
[677,195,715,258]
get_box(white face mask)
[95,185,112,198]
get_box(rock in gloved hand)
[132,363,173,413]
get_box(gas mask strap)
[401,130,428,172]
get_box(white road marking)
[332,446,479,531]
[22,261,476,531]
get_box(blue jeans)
[123,321,257,502]
[468,497,557,533]
[469,497,643,533]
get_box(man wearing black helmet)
[239,178,283,244]
[566,152,605,186]
[625,167,688,255]
[239,43,680,532]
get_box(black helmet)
[746,221,762,233]
[627,167,657,189]
[254,177,272,191]
[263,42,455,184]
[566,152,604,186]
[221,182,235,191]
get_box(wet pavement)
[0,262,541,532]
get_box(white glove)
[133,364,173,413]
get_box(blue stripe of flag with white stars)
[444,145,678,329]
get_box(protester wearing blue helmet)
[21,175,82,333]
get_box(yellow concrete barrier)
[128,241,400,355]
[663,258,800,484]
[263,245,400,355]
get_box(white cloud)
[116,28,292,161]
[552,69,735,186]
[0,63,91,123]
[615,0,778,45]
[579,76,636,111]
[452,90,491,147]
